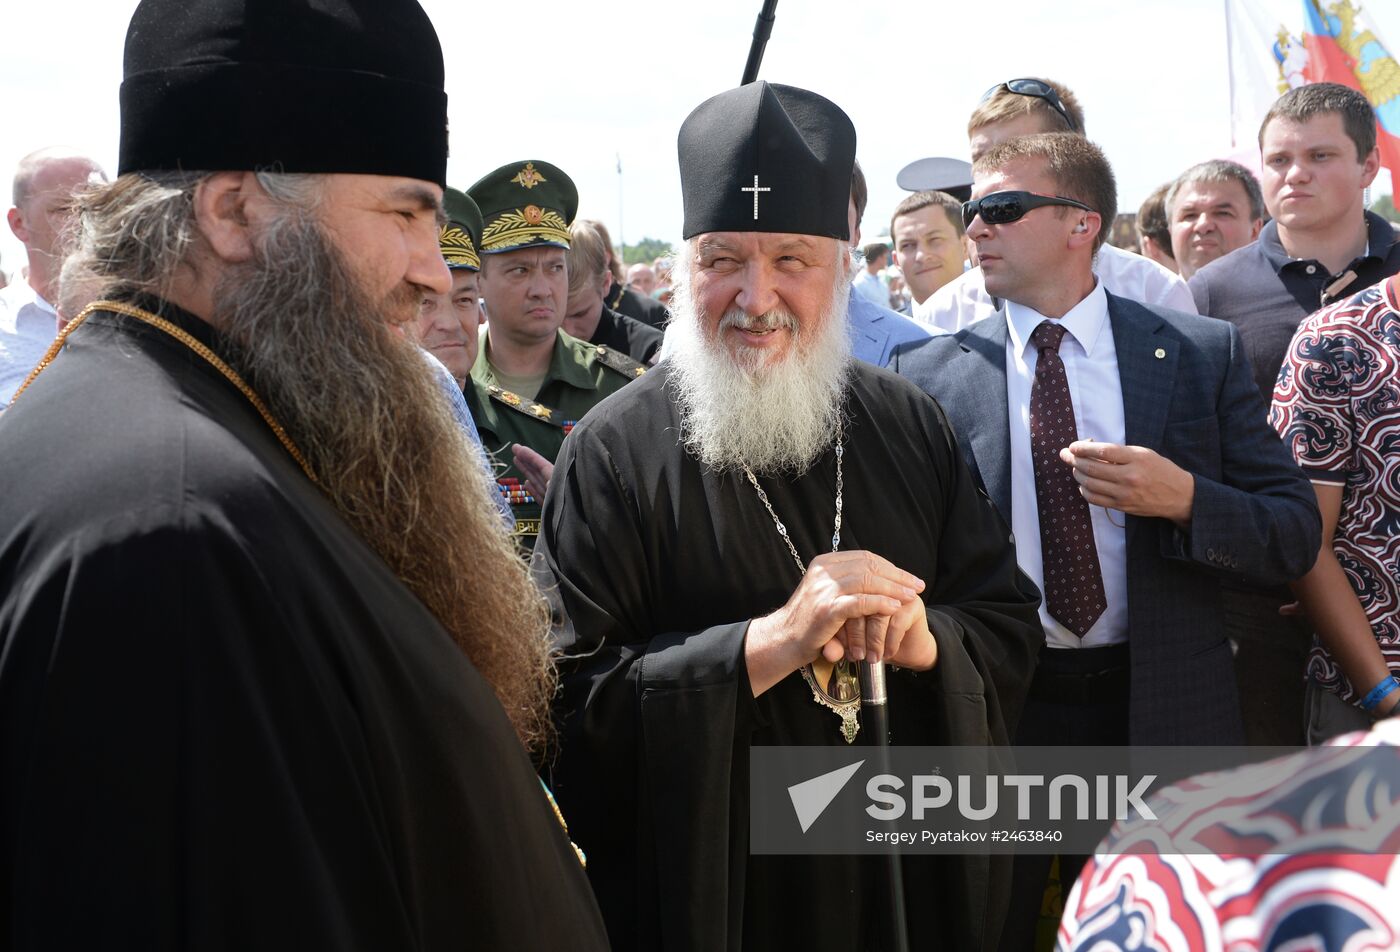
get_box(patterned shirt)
[1057,719,1400,951]
[1270,278,1400,701]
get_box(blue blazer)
[891,292,1321,744]
[847,287,932,368]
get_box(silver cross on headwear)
[741,174,771,220]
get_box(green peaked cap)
[467,160,577,254]
[440,187,483,270]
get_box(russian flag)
[1300,0,1400,183]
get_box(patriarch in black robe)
[534,81,1042,952]
[0,0,608,948]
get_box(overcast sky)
[4,0,1399,275]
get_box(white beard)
[666,243,853,476]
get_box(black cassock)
[588,304,664,365]
[0,299,608,951]
[535,361,1043,952]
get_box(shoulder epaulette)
[594,345,648,380]
[486,384,569,430]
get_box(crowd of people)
[1,0,1398,949]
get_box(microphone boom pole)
[740,0,779,85]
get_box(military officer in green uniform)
[415,187,486,387]
[467,159,646,544]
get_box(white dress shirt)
[0,281,59,409]
[915,243,1196,333]
[1005,282,1129,649]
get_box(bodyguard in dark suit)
[892,133,1320,952]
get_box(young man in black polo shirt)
[1189,81,1400,747]
[1191,82,1399,402]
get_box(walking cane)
[738,3,908,942]
[861,660,911,952]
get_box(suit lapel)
[1108,294,1177,452]
[848,290,892,366]
[952,315,1014,519]
[858,321,890,367]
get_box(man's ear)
[1068,212,1101,250]
[1360,145,1382,190]
[191,171,261,263]
[7,206,28,243]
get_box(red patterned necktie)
[1029,321,1106,636]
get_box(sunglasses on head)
[981,78,1081,134]
[961,191,1094,228]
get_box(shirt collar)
[83,293,238,367]
[473,328,599,391]
[0,280,55,318]
[1005,280,1109,359]
[551,329,602,389]
[1263,210,1394,271]
[470,330,494,382]
[1364,209,1395,258]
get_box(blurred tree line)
[620,237,674,265]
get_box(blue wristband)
[1359,675,1400,713]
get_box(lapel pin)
[1154,347,1166,359]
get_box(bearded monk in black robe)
[0,0,607,948]
[535,81,1041,952]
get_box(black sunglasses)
[981,78,1081,134]
[961,190,1095,228]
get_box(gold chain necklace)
[11,300,319,486]
[742,420,862,743]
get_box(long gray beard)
[209,209,556,752]
[666,254,852,476]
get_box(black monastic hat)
[440,188,483,271]
[467,161,577,254]
[118,0,449,187]
[678,82,856,241]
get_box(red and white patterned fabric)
[1057,720,1400,951]
[1269,277,1400,702]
